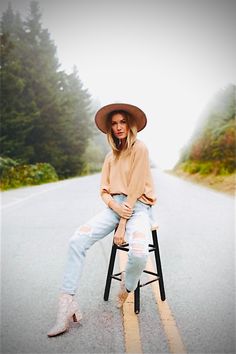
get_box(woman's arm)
[100,153,114,206]
[100,153,133,219]
[113,217,127,245]
[125,141,150,209]
[108,199,132,219]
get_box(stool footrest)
[143,269,159,277]
[112,272,122,281]
[116,245,129,251]
[140,277,159,288]
[111,270,160,286]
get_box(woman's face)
[111,113,129,140]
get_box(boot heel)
[72,311,82,323]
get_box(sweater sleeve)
[100,153,113,206]
[126,142,150,209]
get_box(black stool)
[104,225,166,314]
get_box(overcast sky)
[1,0,235,169]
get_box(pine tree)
[54,68,94,177]
[0,3,38,160]
[1,1,95,177]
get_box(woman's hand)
[109,200,133,219]
[113,223,126,246]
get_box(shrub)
[199,162,214,175]
[180,159,235,176]
[182,161,201,174]
[217,163,235,175]
[0,157,19,177]
[0,160,58,190]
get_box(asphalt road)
[1,169,235,354]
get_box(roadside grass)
[168,163,235,196]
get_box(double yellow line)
[119,252,187,354]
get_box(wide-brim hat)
[95,103,147,133]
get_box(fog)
[1,0,235,169]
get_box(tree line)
[0,1,107,179]
[176,84,235,175]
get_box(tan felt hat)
[95,103,147,133]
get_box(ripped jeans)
[61,194,153,294]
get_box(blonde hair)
[106,110,138,157]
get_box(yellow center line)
[146,257,187,354]
[117,248,186,354]
[119,251,143,354]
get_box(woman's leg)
[61,207,119,295]
[124,208,152,291]
[48,207,119,337]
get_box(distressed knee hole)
[79,225,92,233]
[133,231,145,239]
[72,224,92,239]
[130,232,147,256]
[131,243,146,256]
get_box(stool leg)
[152,230,166,301]
[104,244,117,301]
[134,281,140,314]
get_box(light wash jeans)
[61,194,154,294]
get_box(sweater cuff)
[101,192,113,206]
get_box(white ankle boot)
[47,294,82,337]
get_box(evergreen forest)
[176,84,236,176]
[0,1,108,189]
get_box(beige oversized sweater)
[100,139,157,209]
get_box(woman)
[47,103,156,337]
